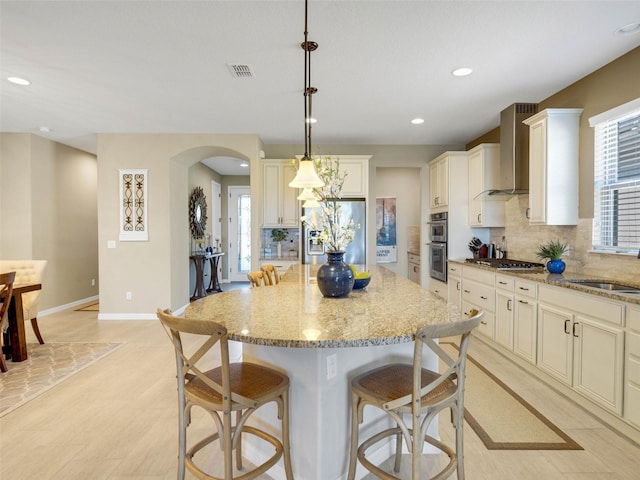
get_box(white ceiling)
[2,1,639,176]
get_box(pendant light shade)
[297,187,319,201]
[303,198,320,209]
[289,0,324,189]
[290,160,324,188]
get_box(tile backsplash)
[489,195,639,285]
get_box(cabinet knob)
[480,295,488,300]
[463,289,471,294]
[572,322,580,338]
[507,299,512,311]
[518,299,529,305]
[477,213,481,223]
[564,319,571,334]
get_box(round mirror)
[189,187,208,238]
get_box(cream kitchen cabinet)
[625,305,640,428]
[495,274,515,349]
[461,267,495,339]
[523,108,583,225]
[467,143,505,227]
[428,152,458,211]
[429,278,447,300]
[513,279,538,364]
[447,264,462,312]
[262,160,299,227]
[336,156,370,197]
[537,284,624,414]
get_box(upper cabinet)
[429,153,450,211]
[262,160,299,227]
[467,143,505,227]
[524,108,583,225]
[336,155,370,198]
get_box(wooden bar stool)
[347,310,483,480]
[157,308,294,480]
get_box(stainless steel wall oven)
[428,212,448,282]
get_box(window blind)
[592,107,640,253]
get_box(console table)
[189,252,224,301]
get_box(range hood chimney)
[490,103,538,195]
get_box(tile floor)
[1,298,640,479]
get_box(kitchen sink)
[566,279,640,294]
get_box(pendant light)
[289,0,324,189]
[297,187,319,201]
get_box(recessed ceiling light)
[452,67,473,77]
[411,118,425,125]
[8,76,31,86]
[38,126,51,133]
[615,22,640,36]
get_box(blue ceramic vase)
[316,251,354,298]
[546,258,566,274]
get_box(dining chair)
[0,260,48,344]
[247,271,265,287]
[260,264,280,285]
[0,271,17,373]
[157,308,294,480]
[347,310,483,480]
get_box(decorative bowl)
[353,276,371,290]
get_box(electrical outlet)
[91,278,96,286]
[326,354,337,380]
[126,291,132,300]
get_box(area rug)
[442,342,582,450]
[75,302,99,311]
[0,342,123,417]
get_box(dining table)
[185,264,459,480]
[1,282,41,363]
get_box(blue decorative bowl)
[353,276,371,290]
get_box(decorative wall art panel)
[119,169,148,241]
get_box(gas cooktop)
[465,258,545,271]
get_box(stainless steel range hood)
[488,103,538,195]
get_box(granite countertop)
[450,259,640,305]
[185,264,457,348]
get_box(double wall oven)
[428,212,447,282]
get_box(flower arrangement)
[299,157,360,252]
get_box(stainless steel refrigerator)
[302,198,366,265]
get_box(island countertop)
[185,264,455,348]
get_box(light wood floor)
[2,306,640,479]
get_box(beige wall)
[96,134,260,317]
[0,133,98,310]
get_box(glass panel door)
[229,186,251,281]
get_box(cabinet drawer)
[629,306,640,333]
[625,382,640,427]
[461,279,495,312]
[538,285,623,326]
[462,266,495,285]
[408,253,420,265]
[515,279,537,299]
[495,274,515,291]
[448,263,463,277]
[429,279,447,299]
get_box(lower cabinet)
[461,267,495,339]
[495,275,515,349]
[513,296,537,364]
[537,286,624,415]
[428,278,447,300]
[626,306,640,427]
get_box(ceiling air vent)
[228,64,255,78]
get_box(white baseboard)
[40,295,99,317]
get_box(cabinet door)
[437,158,449,208]
[280,164,299,226]
[468,150,483,226]
[528,119,547,223]
[263,163,283,227]
[495,290,514,349]
[448,275,461,312]
[340,159,367,197]
[429,160,440,208]
[463,300,494,339]
[573,315,624,414]
[513,298,537,364]
[537,303,573,385]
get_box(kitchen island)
[185,264,457,480]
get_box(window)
[590,99,640,254]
